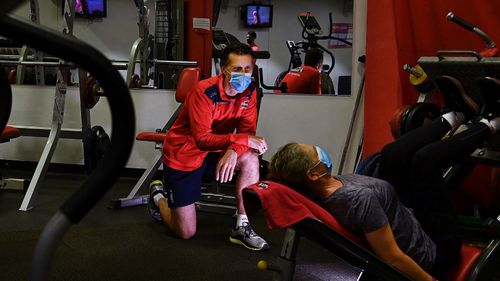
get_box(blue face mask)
[228,72,252,93]
[307,146,333,177]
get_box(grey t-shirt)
[321,174,436,270]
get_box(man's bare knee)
[237,150,259,168]
[169,204,197,239]
[177,227,196,240]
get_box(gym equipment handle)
[436,50,482,61]
[0,13,135,223]
[0,9,135,281]
[0,68,12,134]
[0,0,17,134]
[447,12,496,48]
[259,68,288,92]
[447,12,474,31]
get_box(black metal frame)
[0,67,12,134]
[0,3,135,280]
[297,12,352,76]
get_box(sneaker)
[229,222,269,251]
[477,77,500,119]
[435,75,481,119]
[148,180,165,222]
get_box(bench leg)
[108,152,162,209]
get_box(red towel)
[244,181,368,247]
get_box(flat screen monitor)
[243,4,273,28]
[66,0,107,19]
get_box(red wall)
[184,0,213,79]
[364,0,500,155]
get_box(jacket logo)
[257,182,269,189]
[241,100,249,108]
[291,67,304,73]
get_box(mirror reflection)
[2,0,353,96]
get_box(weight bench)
[242,181,500,281]
[109,67,200,208]
[1,125,29,191]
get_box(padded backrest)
[175,67,201,103]
[445,244,482,281]
[243,181,369,248]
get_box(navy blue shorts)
[163,152,220,208]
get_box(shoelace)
[240,222,257,238]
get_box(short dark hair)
[304,48,323,68]
[247,31,256,39]
[220,43,254,67]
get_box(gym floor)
[0,169,360,281]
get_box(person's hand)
[216,149,238,183]
[248,135,267,155]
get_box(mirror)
[214,0,353,96]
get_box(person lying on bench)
[267,77,500,280]
[148,43,269,251]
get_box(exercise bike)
[275,12,352,95]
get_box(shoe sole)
[229,237,269,251]
[477,77,500,118]
[435,75,481,116]
[148,200,162,223]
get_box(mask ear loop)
[306,160,321,175]
[306,161,329,181]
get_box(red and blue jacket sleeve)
[187,88,255,156]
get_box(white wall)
[215,0,353,90]
[12,0,144,61]
[3,86,355,175]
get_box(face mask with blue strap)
[307,146,333,178]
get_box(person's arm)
[365,223,434,281]
[233,88,267,155]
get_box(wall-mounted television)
[64,0,107,19]
[242,4,273,28]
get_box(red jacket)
[276,65,321,95]
[162,74,258,171]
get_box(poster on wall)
[329,23,352,48]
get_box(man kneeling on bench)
[267,77,500,280]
